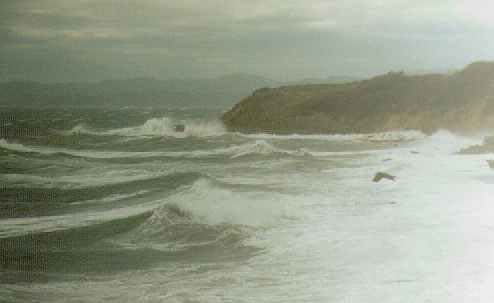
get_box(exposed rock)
[460,136,494,154]
[372,172,396,182]
[173,124,186,132]
[223,61,494,134]
[487,160,494,169]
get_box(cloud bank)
[1,0,493,82]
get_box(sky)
[1,0,494,82]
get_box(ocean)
[1,107,494,302]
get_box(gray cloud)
[1,0,494,82]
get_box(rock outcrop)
[487,160,494,169]
[372,172,396,182]
[173,124,186,132]
[223,62,494,134]
[460,136,494,154]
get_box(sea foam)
[64,117,226,138]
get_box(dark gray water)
[1,108,493,302]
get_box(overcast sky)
[1,0,494,82]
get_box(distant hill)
[223,61,494,134]
[0,74,277,109]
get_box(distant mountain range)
[0,74,360,109]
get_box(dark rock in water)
[410,150,420,154]
[174,124,186,132]
[373,172,396,182]
[383,158,393,162]
[487,160,494,169]
[460,136,494,154]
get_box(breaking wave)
[0,139,37,154]
[240,130,426,142]
[159,177,290,226]
[0,176,285,252]
[61,118,425,143]
[64,117,226,138]
[0,138,372,160]
[122,177,293,250]
[0,199,160,240]
[224,140,310,158]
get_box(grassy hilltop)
[223,61,494,134]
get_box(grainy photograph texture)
[1,1,494,302]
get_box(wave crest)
[0,137,372,160]
[63,117,226,138]
[240,130,426,142]
[224,140,309,159]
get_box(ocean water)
[1,108,494,302]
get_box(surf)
[63,116,226,138]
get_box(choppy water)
[1,108,494,302]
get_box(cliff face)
[222,62,494,134]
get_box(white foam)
[389,129,482,158]
[239,130,426,142]
[0,199,162,239]
[222,140,378,159]
[0,138,42,154]
[6,129,494,303]
[0,138,163,158]
[224,140,307,159]
[0,170,167,189]
[0,138,366,160]
[64,117,226,138]
[70,190,150,205]
[152,178,293,227]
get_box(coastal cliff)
[222,62,494,134]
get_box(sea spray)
[62,117,226,138]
